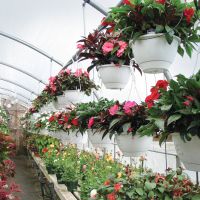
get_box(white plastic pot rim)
[130,33,181,43]
[97,64,130,70]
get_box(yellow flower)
[49,144,54,148]
[117,172,122,178]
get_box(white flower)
[7,194,14,200]
[90,189,97,199]
[3,184,8,189]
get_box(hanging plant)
[105,0,200,57]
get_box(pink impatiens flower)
[117,41,127,57]
[109,104,119,116]
[118,41,127,49]
[75,68,83,77]
[65,68,71,75]
[102,42,114,54]
[88,117,94,128]
[77,43,85,50]
[123,101,137,114]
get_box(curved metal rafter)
[0,93,29,106]
[0,87,32,101]
[0,61,47,85]
[0,78,38,96]
[0,31,64,67]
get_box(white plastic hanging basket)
[173,134,200,171]
[48,130,70,143]
[131,33,180,74]
[39,129,49,136]
[97,64,131,89]
[46,102,55,112]
[53,90,86,110]
[87,130,114,153]
[115,133,153,157]
[68,131,88,150]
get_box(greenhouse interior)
[0,0,200,199]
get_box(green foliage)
[97,168,200,200]
[106,0,200,57]
[140,70,200,143]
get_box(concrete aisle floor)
[12,155,43,200]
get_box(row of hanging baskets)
[25,70,200,172]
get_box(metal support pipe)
[63,0,124,69]
[0,61,47,85]
[83,0,107,16]
[164,69,173,81]
[0,31,64,67]
[0,87,32,101]
[0,78,38,96]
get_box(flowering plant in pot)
[140,73,200,171]
[96,168,200,200]
[48,68,98,109]
[105,0,200,73]
[77,30,141,89]
[32,113,49,134]
[75,99,116,150]
[100,101,153,157]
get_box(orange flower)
[104,180,110,186]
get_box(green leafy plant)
[105,0,200,57]
[96,168,200,200]
[139,71,200,144]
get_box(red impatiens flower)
[173,188,183,198]
[156,0,166,4]
[123,0,133,6]
[114,183,122,192]
[101,17,115,27]
[107,192,116,200]
[108,104,119,116]
[63,115,69,123]
[183,100,191,107]
[88,117,94,129]
[184,7,195,23]
[48,115,55,122]
[186,95,194,102]
[58,120,64,125]
[155,173,165,183]
[127,127,133,133]
[42,147,48,153]
[155,80,169,90]
[104,180,110,186]
[71,118,79,126]
[145,87,160,108]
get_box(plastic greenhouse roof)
[0,0,199,107]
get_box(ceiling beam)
[0,93,29,106]
[0,78,38,96]
[0,87,32,101]
[0,61,47,85]
[0,31,64,67]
